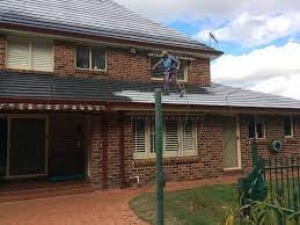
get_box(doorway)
[7,117,47,178]
[222,117,241,170]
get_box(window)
[284,116,293,137]
[76,45,106,70]
[151,57,190,81]
[132,119,147,159]
[7,37,53,72]
[249,116,265,139]
[132,117,197,159]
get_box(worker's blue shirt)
[159,55,177,70]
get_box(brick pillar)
[89,115,103,189]
[0,34,6,70]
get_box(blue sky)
[167,20,245,55]
[115,0,300,99]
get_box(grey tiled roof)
[0,0,220,54]
[0,71,300,110]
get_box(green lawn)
[130,184,238,225]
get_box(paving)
[0,176,237,225]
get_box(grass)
[130,184,237,225]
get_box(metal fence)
[263,155,300,207]
[262,155,300,224]
[238,140,300,224]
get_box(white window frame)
[249,116,265,139]
[6,37,54,72]
[132,118,198,159]
[150,56,190,82]
[284,116,293,138]
[75,45,107,71]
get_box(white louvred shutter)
[165,120,179,152]
[133,120,146,153]
[7,38,30,70]
[31,41,53,72]
[182,121,194,152]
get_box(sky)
[115,0,300,100]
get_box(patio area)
[0,176,237,225]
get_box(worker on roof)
[152,50,184,96]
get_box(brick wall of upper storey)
[0,33,212,86]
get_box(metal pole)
[155,88,164,225]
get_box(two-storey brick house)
[1,0,300,191]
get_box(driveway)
[0,176,237,225]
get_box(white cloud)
[114,0,300,22]
[196,12,300,46]
[211,42,300,99]
[250,75,300,99]
[115,0,300,46]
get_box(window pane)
[31,41,53,72]
[256,122,264,138]
[150,58,189,80]
[182,121,193,152]
[165,120,179,152]
[150,123,155,153]
[7,38,30,70]
[91,47,106,70]
[177,60,189,80]
[133,119,146,153]
[76,46,89,68]
[248,117,255,138]
[284,117,292,136]
[151,58,164,78]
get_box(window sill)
[284,136,294,139]
[151,78,187,83]
[75,67,107,72]
[6,68,54,74]
[133,155,199,167]
[249,138,268,144]
[223,167,242,172]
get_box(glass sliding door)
[8,117,47,177]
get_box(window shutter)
[165,121,179,152]
[133,120,146,153]
[7,38,30,70]
[182,122,194,152]
[31,41,53,72]
[150,123,155,153]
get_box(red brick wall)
[89,115,103,189]
[0,34,211,86]
[91,113,300,189]
[53,41,210,85]
[106,113,121,188]
[240,115,300,172]
[122,115,224,187]
[189,58,211,86]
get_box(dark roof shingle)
[0,0,220,54]
[1,71,300,110]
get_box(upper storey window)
[76,45,106,71]
[7,37,53,72]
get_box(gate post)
[155,89,164,225]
